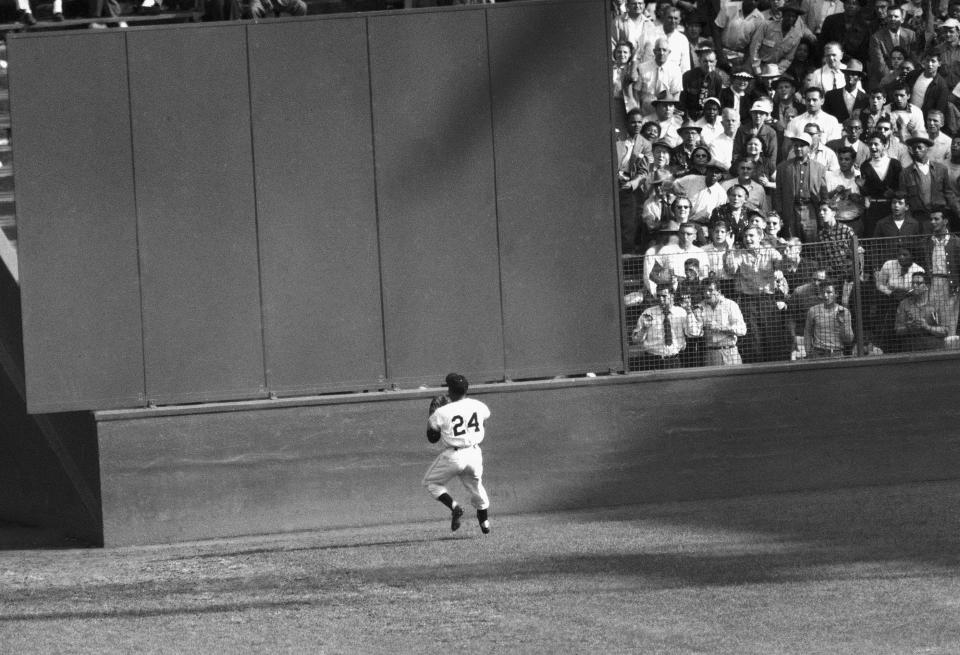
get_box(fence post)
[850,233,865,356]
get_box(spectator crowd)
[614,0,960,368]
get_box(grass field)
[2,480,960,654]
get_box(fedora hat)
[841,58,864,75]
[758,63,781,78]
[652,90,680,104]
[678,119,702,133]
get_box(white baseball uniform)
[422,397,491,510]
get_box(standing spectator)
[681,51,724,121]
[922,210,960,335]
[748,1,815,75]
[634,38,684,115]
[612,0,658,63]
[800,0,842,35]
[925,110,952,163]
[857,87,893,136]
[869,7,920,83]
[616,109,652,255]
[659,218,710,281]
[804,42,849,93]
[612,41,641,121]
[820,0,872,65]
[703,220,736,296]
[710,183,754,241]
[901,135,960,228]
[709,107,739,170]
[814,201,856,284]
[693,279,747,366]
[884,83,927,143]
[876,246,926,351]
[945,134,960,191]
[780,237,821,290]
[740,135,778,196]
[724,225,795,362]
[722,159,769,211]
[860,128,904,238]
[903,52,953,134]
[671,121,707,172]
[827,146,866,236]
[688,163,729,226]
[721,68,756,125]
[784,38,820,91]
[645,91,684,147]
[822,60,868,125]
[693,97,723,145]
[896,271,951,349]
[769,74,805,149]
[654,7,692,73]
[826,118,871,166]
[872,191,926,268]
[787,87,842,142]
[774,132,828,242]
[733,98,780,166]
[632,285,701,369]
[712,0,767,72]
[787,123,840,173]
[934,18,960,89]
[640,169,677,253]
[804,281,855,358]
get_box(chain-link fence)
[623,233,960,371]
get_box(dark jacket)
[822,87,868,124]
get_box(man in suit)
[826,117,871,165]
[773,132,828,242]
[617,108,654,254]
[805,42,848,93]
[868,6,919,83]
[823,59,868,124]
[820,0,872,64]
[901,135,960,229]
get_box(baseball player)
[423,373,492,534]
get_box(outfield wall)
[95,354,960,546]
[8,0,623,414]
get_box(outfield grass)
[1,481,960,653]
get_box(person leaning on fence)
[895,271,951,350]
[814,200,856,285]
[804,280,855,358]
[691,278,747,365]
[631,284,702,370]
[921,210,960,337]
[724,225,795,363]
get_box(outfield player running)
[423,373,492,534]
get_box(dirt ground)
[2,480,960,654]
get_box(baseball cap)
[445,372,468,393]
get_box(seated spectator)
[692,278,747,366]
[631,284,701,370]
[724,225,795,362]
[804,280,854,358]
[826,120,870,167]
[709,183,753,242]
[895,271,951,350]
[721,158,768,212]
[876,246,925,352]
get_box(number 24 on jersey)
[451,412,481,436]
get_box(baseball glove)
[426,393,449,443]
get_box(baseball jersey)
[428,397,490,449]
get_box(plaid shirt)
[816,222,855,282]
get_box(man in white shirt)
[709,107,739,170]
[643,91,684,147]
[693,97,723,145]
[787,86,842,142]
[635,37,684,115]
[713,0,767,70]
[653,6,692,73]
[801,0,843,33]
[884,83,928,143]
[925,110,952,162]
[804,41,848,92]
[721,158,769,211]
[611,0,658,62]
[787,122,840,172]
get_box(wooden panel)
[368,10,505,387]
[488,0,624,378]
[8,32,145,412]
[248,19,386,394]
[127,26,266,404]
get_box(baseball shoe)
[479,519,491,534]
[450,505,464,532]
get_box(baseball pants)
[422,445,489,510]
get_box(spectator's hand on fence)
[776,301,787,311]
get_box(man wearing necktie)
[804,42,848,92]
[632,285,701,370]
